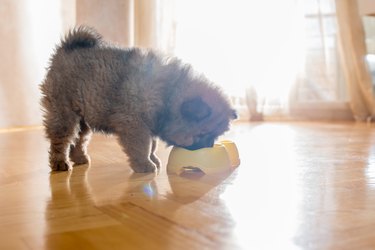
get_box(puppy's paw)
[51,160,72,171]
[70,154,90,165]
[69,145,90,165]
[131,161,157,173]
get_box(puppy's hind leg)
[70,120,92,165]
[44,112,80,171]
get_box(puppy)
[40,26,237,173]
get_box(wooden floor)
[2,121,375,249]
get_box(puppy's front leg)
[116,126,157,173]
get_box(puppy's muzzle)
[184,140,214,150]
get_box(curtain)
[76,0,174,52]
[2,0,374,128]
[0,0,166,128]
[335,0,375,121]
[0,0,66,128]
[170,0,354,121]
[171,0,303,120]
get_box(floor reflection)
[167,171,233,204]
[44,164,161,248]
[43,160,236,249]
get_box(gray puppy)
[40,26,237,173]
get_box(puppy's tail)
[60,26,102,52]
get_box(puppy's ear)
[181,97,211,122]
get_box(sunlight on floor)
[220,125,302,249]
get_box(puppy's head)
[177,96,237,149]
[158,76,237,150]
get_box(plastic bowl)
[220,140,241,167]
[167,140,240,175]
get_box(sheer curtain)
[0,0,171,128]
[335,0,375,121]
[170,0,358,121]
[172,0,305,120]
[76,0,175,52]
[2,0,374,128]
[0,0,66,128]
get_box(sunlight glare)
[174,0,306,100]
[220,125,302,249]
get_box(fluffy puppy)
[40,26,237,173]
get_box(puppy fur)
[40,26,237,173]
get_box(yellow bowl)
[167,140,240,175]
[220,140,241,167]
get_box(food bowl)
[220,140,241,167]
[167,140,240,175]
